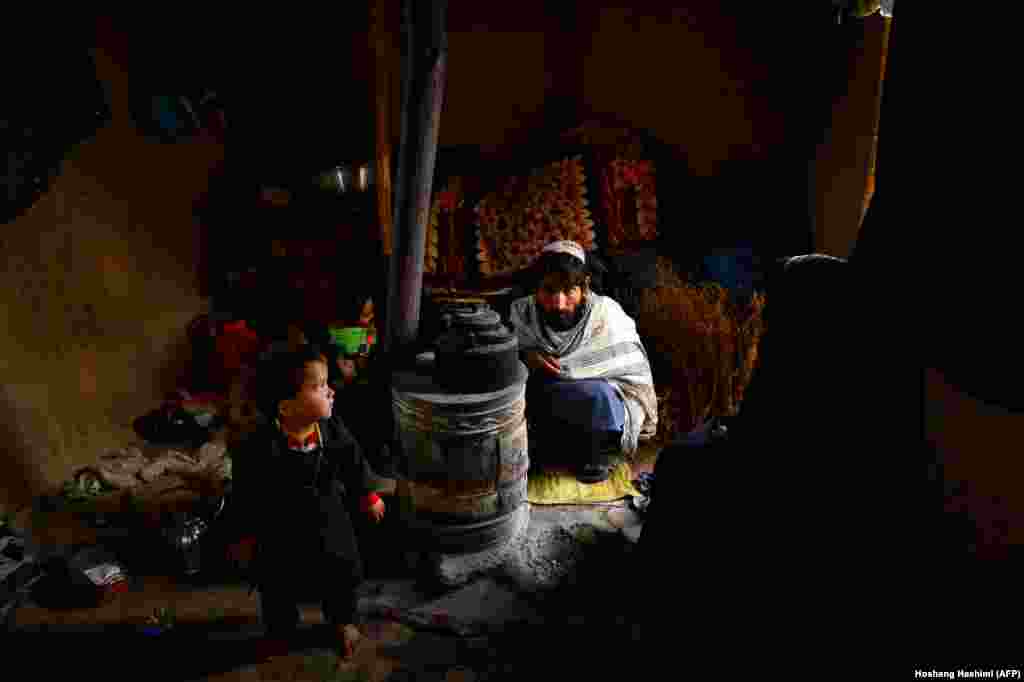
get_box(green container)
[330,327,368,355]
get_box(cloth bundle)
[96,442,231,491]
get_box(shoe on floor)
[576,463,613,484]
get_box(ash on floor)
[497,524,586,593]
[352,502,640,639]
[495,504,635,592]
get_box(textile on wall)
[601,159,658,249]
[424,178,466,279]
[474,156,596,277]
[558,120,660,251]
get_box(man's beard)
[543,305,584,332]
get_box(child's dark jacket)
[226,413,387,587]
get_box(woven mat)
[527,462,638,505]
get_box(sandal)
[577,442,621,484]
[576,463,614,485]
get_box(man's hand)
[523,350,561,377]
[368,498,386,523]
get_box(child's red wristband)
[360,493,381,513]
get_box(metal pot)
[159,496,225,575]
[433,303,520,394]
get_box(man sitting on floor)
[509,240,658,483]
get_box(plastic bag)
[31,545,128,609]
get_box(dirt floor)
[5,448,660,681]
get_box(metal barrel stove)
[391,299,529,555]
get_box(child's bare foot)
[335,623,363,661]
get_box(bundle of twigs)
[639,280,765,441]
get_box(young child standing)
[226,344,387,661]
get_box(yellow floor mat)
[527,461,638,504]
